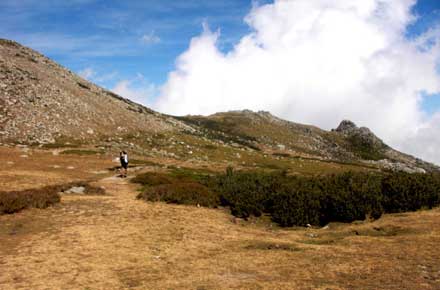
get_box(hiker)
[119,151,129,177]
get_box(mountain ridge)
[0,39,438,174]
[0,39,190,144]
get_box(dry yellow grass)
[1,146,440,289]
[0,146,116,191]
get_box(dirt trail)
[2,174,440,289]
[0,175,261,289]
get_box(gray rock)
[276,144,286,150]
[65,186,85,194]
[335,120,357,133]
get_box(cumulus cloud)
[112,74,158,106]
[78,67,95,80]
[78,67,118,84]
[399,112,440,164]
[154,0,440,164]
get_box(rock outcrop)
[335,120,387,150]
[334,120,438,173]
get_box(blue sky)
[0,0,269,86]
[1,0,439,112]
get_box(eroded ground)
[1,146,440,289]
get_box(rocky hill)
[179,111,438,173]
[0,39,437,174]
[0,39,189,145]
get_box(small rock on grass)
[65,186,85,194]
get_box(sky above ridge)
[1,0,440,165]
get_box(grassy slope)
[175,111,382,175]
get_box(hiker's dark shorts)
[121,162,128,169]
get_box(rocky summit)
[0,39,438,174]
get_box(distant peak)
[0,39,23,49]
[256,110,273,117]
[335,120,357,133]
[226,109,275,118]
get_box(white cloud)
[94,71,118,83]
[140,31,160,45]
[154,0,440,165]
[112,76,158,106]
[399,112,440,164]
[78,67,95,80]
[78,67,118,84]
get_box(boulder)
[65,186,85,194]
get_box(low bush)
[169,167,213,183]
[346,134,387,161]
[0,185,62,214]
[132,168,215,187]
[0,181,107,215]
[216,170,285,218]
[211,169,383,226]
[137,182,219,208]
[214,169,440,226]
[271,179,322,226]
[131,172,175,186]
[318,172,383,224]
[133,167,440,227]
[382,172,440,212]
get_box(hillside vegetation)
[134,168,440,227]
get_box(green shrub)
[271,179,322,226]
[382,172,440,212]
[346,135,386,161]
[427,173,440,208]
[134,167,440,228]
[131,168,213,187]
[214,170,385,225]
[177,116,261,151]
[318,172,383,224]
[216,171,284,218]
[137,182,219,208]
[131,172,175,186]
[169,167,213,183]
